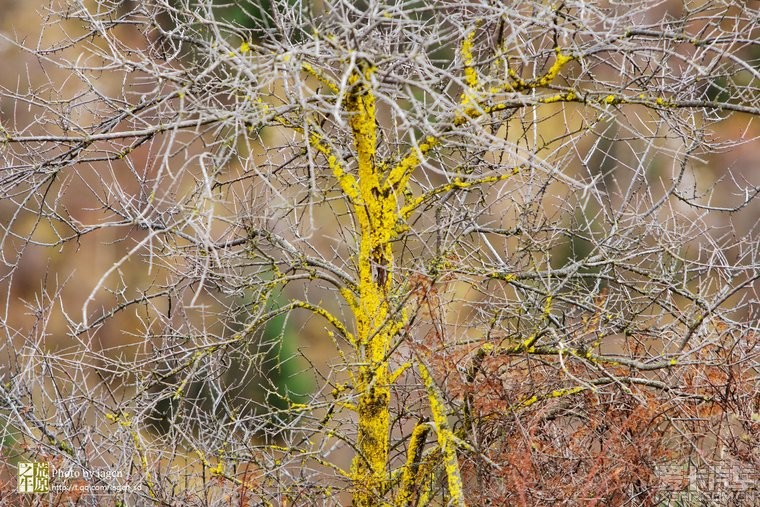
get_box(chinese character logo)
[17,462,50,493]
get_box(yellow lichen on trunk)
[395,421,431,506]
[345,60,398,506]
[418,363,466,507]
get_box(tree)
[1,0,758,505]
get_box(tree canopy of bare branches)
[1,0,759,505]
